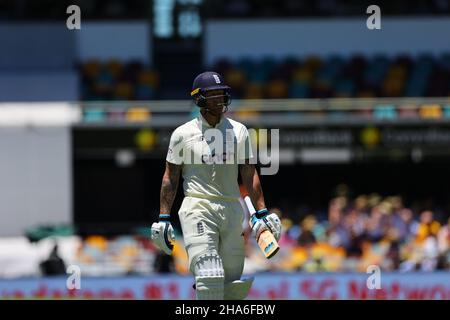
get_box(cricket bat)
[244,196,280,259]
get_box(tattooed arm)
[160,161,182,216]
[239,160,266,212]
[150,161,180,254]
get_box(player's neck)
[201,110,222,127]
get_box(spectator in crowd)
[40,243,66,276]
[437,216,450,254]
[416,210,441,243]
[395,208,418,243]
[297,215,317,247]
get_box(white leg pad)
[224,277,254,300]
[194,252,225,300]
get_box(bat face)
[258,229,280,259]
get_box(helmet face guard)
[190,72,232,113]
[191,88,232,113]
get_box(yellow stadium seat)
[114,82,134,99]
[83,60,101,78]
[382,79,404,96]
[85,235,108,251]
[304,56,323,71]
[126,107,151,122]
[293,67,313,83]
[235,108,260,120]
[172,240,189,274]
[139,70,159,87]
[244,83,264,99]
[266,80,288,98]
[225,69,246,88]
[419,104,443,119]
[105,59,123,78]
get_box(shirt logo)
[197,222,204,235]
[201,152,235,164]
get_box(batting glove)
[151,214,175,255]
[249,208,282,242]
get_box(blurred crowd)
[70,191,450,276]
[260,193,450,273]
[2,192,448,295]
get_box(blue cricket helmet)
[190,71,231,97]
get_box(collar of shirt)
[198,112,224,129]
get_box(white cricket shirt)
[166,113,253,200]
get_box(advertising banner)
[0,272,449,300]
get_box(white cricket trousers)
[178,194,246,283]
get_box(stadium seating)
[211,54,450,99]
[79,54,450,100]
[79,59,159,101]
